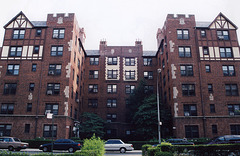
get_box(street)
[0,149,142,156]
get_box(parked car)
[0,137,28,151]
[207,135,240,144]
[166,139,194,145]
[105,139,134,153]
[39,139,81,153]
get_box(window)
[225,84,238,96]
[228,104,240,115]
[45,103,58,115]
[125,71,135,80]
[88,84,98,93]
[73,69,75,80]
[74,52,76,62]
[125,85,135,94]
[1,104,14,114]
[51,46,63,56]
[185,125,199,138]
[27,103,32,112]
[143,58,152,66]
[4,83,17,95]
[179,47,191,57]
[217,30,229,40]
[107,99,117,108]
[222,65,235,76]
[13,29,25,39]
[48,64,61,75]
[33,46,39,54]
[89,70,98,79]
[203,46,209,55]
[162,59,165,68]
[7,64,19,75]
[182,84,195,96]
[108,57,117,65]
[25,124,30,133]
[107,70,118,79]
[144,85,154,94]
[125,57,135,66]
[220,47,232,58]
[184,104,197,116]
[78,59,80,69]
[212,125,218,134]
[46,83,60,95]
[208,84,213,93]
[107,84,117,93]
[180,65,193,76]
[36,29,42,36]
[52,29,65,39]
[29,83,35,91]
[30,65,36,73]
[9,47,22,57]
[200,30,206,37]
[177,29,189,39]
[205,65,210,73]
[231,125,240,135]
[125,99,130,108]
[74,109,77,119]
[43,125,57,137]
[88,99,98,108]
[107,114,117,122]
[90,57,99,65]
[0,124,12,136]
[77,75,79,85]
[210,104,215,113]
[144,71,153,79]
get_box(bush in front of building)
[74,134,105,156]
[143,143,240,156]
[0,151,29,156]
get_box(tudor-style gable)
[209,12,238,30]
[4,11,34,29]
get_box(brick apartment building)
[0,11,240,140]
[156,13,240,139]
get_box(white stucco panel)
[174,103,178,117]
[1,46,9,57]
[64,86,69,98]
[64,102,68,116]
[66,63,71,78]
[171,64,176,79]
[233,47,240,58]
[214,47,220,58]
[173,87,178,99]
[68,40,73,51]
[28,93,33,100]
[169,40,175,52]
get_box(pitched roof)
[31,21,47,27]
[143,51,157,57]
[195,22,211,28]
[4,11,34,28]
[85,50,100,56]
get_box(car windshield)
[13,138,21,142]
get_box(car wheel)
[8,146,14,151]
[120,147,126,153]
[68,147,75,153]
[43,147,48,152]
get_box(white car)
[105,139,134,153]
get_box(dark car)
[166,139,194,145]
[207,135,240,145]
[39,139,81,153]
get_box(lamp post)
[157,68,161,144]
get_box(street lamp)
[157,68,161,144]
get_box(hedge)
[143,144,240,156]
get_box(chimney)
[135,40,142,46]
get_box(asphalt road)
[0,149,142,156]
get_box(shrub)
[0,151,29,156]
[142,144,152,156]
[76,134,105,156]
[155,151,173,156]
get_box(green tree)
[79,112,105,139]
[132,94,158,140]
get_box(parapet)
[47,13,75,21]
[167,14,195,19]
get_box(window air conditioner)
[218,36,224,40]
[230,112,235,116]
[76,99,79,102]
[45,110,51,115]
[184,112,190,116]
[53,34,58,38]
[48,71,55,75]
[47,90,53,95]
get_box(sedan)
[39,139,81,153]
[105,139,134,153]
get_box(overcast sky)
[0,0,239,50]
